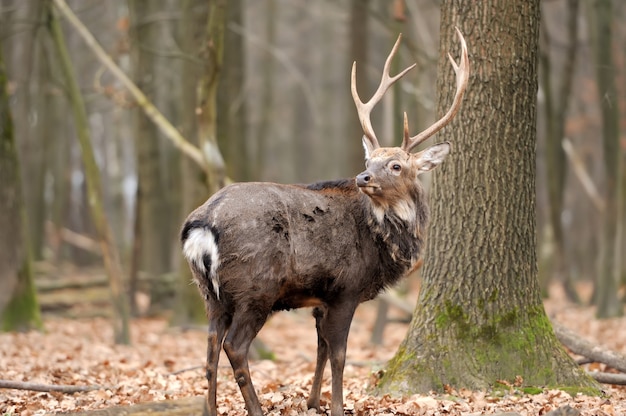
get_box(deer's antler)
[401,27,469,152]
[351,34,416,150]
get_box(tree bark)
[374,1,599,395]
[48,2,130,344]
[0,40,42,332]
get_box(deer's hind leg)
[222,305,270,416]
[204,301,230,416]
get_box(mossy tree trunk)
[0,40,42,332]
[374,0,599,395]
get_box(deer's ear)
[362,136,376,160]
[413,142,451,172]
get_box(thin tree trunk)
[587,0,623,318]
[0,40,42,332]
[196,0,227,194]
[539,0,581,303]
[128,0,180,308]
[48,3,130,344]
[5,0,48,261]
[375,1,599,394]
[347,0,369,172]
[218,0,249,182]
[174,0,227,325]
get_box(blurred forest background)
[0,0,625,337]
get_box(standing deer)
[181,29,469,416]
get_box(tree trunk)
[374,1,599,394]
[3,0,48,261]
[128,0,182,308]
[539,0,581,303]
[0,40,42,331]
[587,0,623,318]
[48,2,130,344]
[347,0,369,173]
[217,0,249,182]
[196,0,227,193]
[174,0,227,324]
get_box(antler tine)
[402,27,470,153]
[351,34,417,150]
[401,112,410,150]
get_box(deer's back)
[184,180,392,309]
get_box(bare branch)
[51,0,208,173]
[562,138,605,212]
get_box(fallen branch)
[553,321,626,373]
[0,379,105,393]
[66,396,204,415]
[587,371,626,386]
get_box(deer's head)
[352,29,469,219]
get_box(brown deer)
[181,29,469,416]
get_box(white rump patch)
[183,227,221,299]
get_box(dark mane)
[305,178,355,191]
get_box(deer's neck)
[364,187,428,273]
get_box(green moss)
[1,254,42,332]
[377,299,602,397]
[556,385,603,397]
[521,386,543,394]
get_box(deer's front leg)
[320,302,358,416]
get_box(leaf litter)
[1,282,625,415]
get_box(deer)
[181,29,469,416]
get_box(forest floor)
[1,281,626,416]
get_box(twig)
[169,365,204,376]
[0,379,105,393]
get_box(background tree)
[586,0,623,318]
[174,0,228,324]
[0,40,42,331]
[49,0,130,344]
[129,0,184,309]
[374,0,599,394]
[538,0,580,302]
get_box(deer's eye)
[391,163,402,171]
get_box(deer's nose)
[356,171,372,187]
